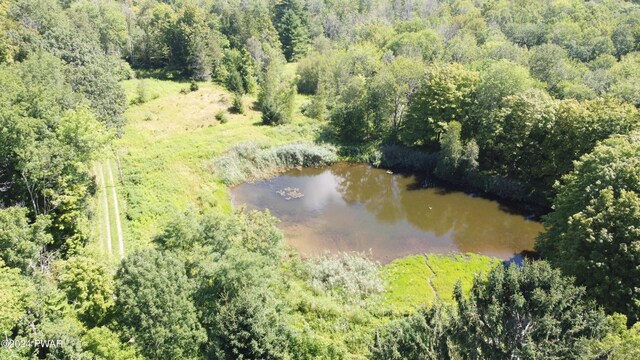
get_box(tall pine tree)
[274,0,310,61]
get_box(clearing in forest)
[114,79,316,248]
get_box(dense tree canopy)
[537,133,640,324]
[401,63,478,149]
[451,261,605,359]
[55,256,115,327]
[114,249,206,359]
[372,261,607,359]
[0,53,107,253]
[1,0,640,358]
[0,207,51,273]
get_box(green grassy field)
[426,253,502,302]
[115,79,319,248]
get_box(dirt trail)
[97,164,113,257]
[106,159,125,259]
[423,255,440,299]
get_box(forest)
[1,0,640,358]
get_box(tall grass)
[211,143,338,185]
[306,252,383,305]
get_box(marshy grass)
[211,143,338,185]
[380,253,500,314]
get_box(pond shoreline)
[346,146,551,218]
[230,163,544,262]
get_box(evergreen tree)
[452,261,606,359]
[274,0,310,61]
[259,59,296,125]
[371,306,451,359]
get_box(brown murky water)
[230,163,543,262]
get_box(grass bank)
[115,78,319,247]
[381,253,501,313]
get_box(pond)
[230,163,544,263]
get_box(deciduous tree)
[536,133,640,323]
[114,249,206,359]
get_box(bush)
[296,54,323,94]
[211,143,338,185]
[376,145,439,173]
[306,253,383,304]
[230,92,245,114]
[360,144,546,205]
[190,80,199,92]
[215,111,229,124]
[371,307,451,359]
[465,172,542,204]
[133,79,148,105]
[155,208,283,261]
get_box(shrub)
[371,306,451,359]
[365,144,546,205]
[376,145,439,173]
[133,79,148,105]
[215,111,229,124]
[230,92,245,114]
[306,253,383,304]
[190,80,199,92]
[211,143,338,185]
[296,54,323,94]
[142,112,158,122]
[155,208,283,261]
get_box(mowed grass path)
[116,79,318,249]
[91,159,127,264]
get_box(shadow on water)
[406,174,548,220]
[503,250,542,267]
